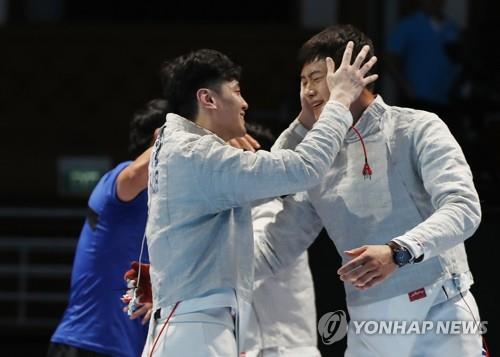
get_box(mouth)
[311,101,324,110]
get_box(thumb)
[344,246,367,256]
[326,57,336,74]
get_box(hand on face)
[337,244,397,290]
[298,83,317,129]
[326,41,378,108]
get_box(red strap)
[149,301,180,357]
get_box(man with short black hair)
[255,24,483,356]
[143,47,377,356]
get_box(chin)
[237,127,247,137]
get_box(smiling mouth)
[311,101,324,109]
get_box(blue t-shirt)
[51,162,149,357]
[387,11,460,105]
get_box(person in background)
[231,124,321,357]
[386,0,462,135]
[48,99,168,357]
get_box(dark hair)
[129,99,169,158]
[298,24,376,91]
[160,49,241,120]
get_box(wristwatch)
[386,241,413,267]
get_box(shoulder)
[162,130,241,169]
[389,105,441,129]
[94,161,132,191]
[88,161,132,209]
[383,105,450,149]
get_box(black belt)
[154,308,162,320]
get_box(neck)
[350,90,376,125]
[194,113,230,141]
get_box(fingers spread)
[362,74,379,87]
[352,45,371,69]
[359,56,377,76]
[325,57,336,74]
[340,41,354,67]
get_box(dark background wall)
[0,0,499,355]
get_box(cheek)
[318,82,330,101]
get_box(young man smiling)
[143,47,377,356]
[255,24,483,356]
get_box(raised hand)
[326,41,378,108]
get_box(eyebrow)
[301,70,325,79]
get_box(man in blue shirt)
[48,99,168,357]
[386,0,461,128]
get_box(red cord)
[350,126,372,179]
[149,301,180,357]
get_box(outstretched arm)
[253,192,323,281]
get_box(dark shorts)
[47,343,110,357]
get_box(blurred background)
[0,0,498,355]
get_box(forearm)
[394,197,481,261]
[253,193,322,280]
[116,147,152,202]
[272,118,308,151]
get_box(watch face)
[394,250,411,266]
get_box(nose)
[304,83,316,97]
[241,97,249,111]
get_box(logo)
[317,310,348,345]
[408,287,426,302]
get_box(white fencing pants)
[345,281,482,357]
[142,307,237,357]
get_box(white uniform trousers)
[142,307,237,357]
[345,279,482,357]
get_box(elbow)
[470,200,482,235]
[304,160,328,187]
[463,198,482,240]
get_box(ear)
[197,88,217,110]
